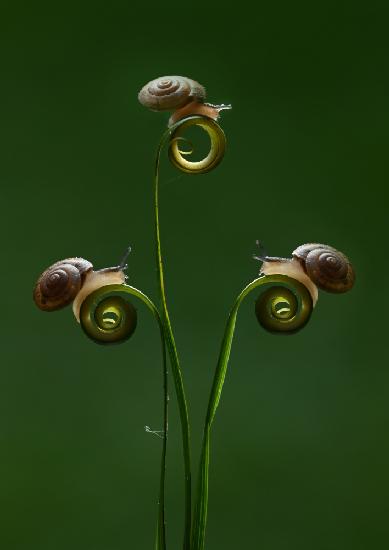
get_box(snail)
[33,247,132,323]
[138,75,231,126]
[254,242,355,307]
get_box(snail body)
[34,255,128,322]
[260,256,319,306]
[257,243,355,306]
[138,75,231,126]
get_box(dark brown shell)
[33,258,93,311]
[138,76,206,111]
[293,243,355,293]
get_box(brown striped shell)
[138,76,206,111]
[292,243,355,293]
[33,258,93,311]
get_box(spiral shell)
[138,76,206,111]
[292,243,355,293]
[33,258,93,311]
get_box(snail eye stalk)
[118,245,132,271]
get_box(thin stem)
[132,286,169,550]
[116,286,169,550]
[191,289,241,550]
[116,286,168,550]
[154,128,192,550]
[156,307,168,550]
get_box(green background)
[1,1,388,549]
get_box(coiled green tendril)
[192,273,313,550]
[254,274,313,334]
[167,115,226,174]
[80,288,137,344]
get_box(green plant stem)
[127,286,169,550]
[132,287,169,550]
[191,281,246,550]
[154,300,168,550]
[79,283,168,550]
[154,129,192,550]
[191,275,312,550]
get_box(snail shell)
[34,258,126,321]
[33,258,93,312]
[293,243,355,293]
[138,76,206,112]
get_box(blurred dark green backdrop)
[1,1,388,549]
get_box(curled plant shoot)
[33,74,354,550]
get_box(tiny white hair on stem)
[144,425,165,439]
